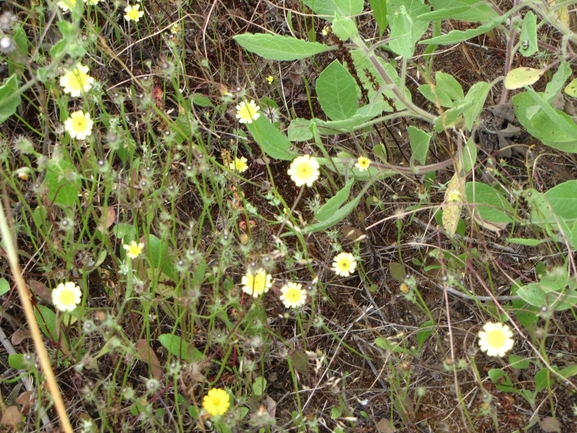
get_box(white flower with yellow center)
[235,100,260,124]
[57,0,77,12]
[241,268,272,298]
[280,282,306,308]
[478,322,514,357]
[355,156,371,171]
[124,241,144,259]
[60,64,94,97]
[332,252,357,277]
[64,110,93,140]
[287,155,320,187]
[229,157,248,173]
[124,4,144,22]
[52,282,82,312]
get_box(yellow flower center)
[60,289,76,306]
[126,6,142,21]
[73,116,88,132]
[487,330,506,348]
[249,274,267,293]
[338,258,351,270]
[296,163,313,180]
[285,288,301,302]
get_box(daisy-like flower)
[280,282,307,308]
[266,75,274,85]
[355,156,371,171]
[59,64,94,97]
[57,0,77,12]
[123,241,144,259]
[229,156,248,173]
[478,322,515,357]
[124,4,144,22]
[64,110,93,140]
[332,252,357,277]
[52,282,82,312]
[241,268,272,298]
[287,155,320,187]
[235,100,261,124]
[202,388,230,416]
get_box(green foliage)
[316,60,359,121]
[0,75,21,124]
[232,34,331,61]
[158,334,203,362]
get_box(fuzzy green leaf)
[423,0,499,23]
[158,334,203,362]
[315,179,354,222]
[466,182,515,223]
[519,11,537,57]
[408,126,430,165]
[387,0,430,58]
[370,0,388,36]
[247,115,296,161]
[316,60,359,121]
[0,75,21,124]
[233,33,331,61]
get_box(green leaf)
[387,0,430,58]
[416,320,434,351]
[158,334,203,362]
[514,91,577,152]
[315,179,354,222]
[147,234,178,282]
[44,158,81,207]
[34,305,58,340]
[0,278,9,296]
[504,67,544,90]
[302,0,363,17]
[463,137,477,173]
[370,0,388,36]
[419,71,464,108]
[545,180,577,221]
[535,368,556,393]
[0,75,21,124]
[466,182,515,223]
[508,355,530,369]
[434,81,490,131]
[421,12,510,45]
[545,61,571,102]
[408,126,430,165]
[519,11,537,57]
[424,0,499,23]
[288,118,314,142]
[8,354,30,370]
[316,60,359,121]
[233,33,331,61]
[252,377,267,397]
[488,368,518,393]
[191,93,214,107]
[507,238,546,246]
[247,115,296,161]
[332,16,358,41]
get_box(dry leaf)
[0,406,23,426]
[136,339,163,380]
[442,171,466,236]
[11,329,31,346]
[376,418,396,433]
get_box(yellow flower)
[124,4,144,22]
[332,252,357,277]
[235,100,260,124]
[229,156,248,173]
[478,322,514,357]
[287,155,320,187]
[123,241,144,259]
[52,282,82,312]
[266,75,274,84]
[64,110,93,140]
[59,64,94,97]
[241,268,272,298]
[355,156,371,171]
[280,282,306,308]
[202,388,230,416]
[57,0,77,12]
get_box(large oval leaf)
[233,33,331,61]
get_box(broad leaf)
[387,0,430,58]
[513,91,577,153]
[466,182,515,223]
[0,75,21,124]
[315,179,354,222]
[519,11,537,57]
[44,158,81,208]
[234,33,331,61]
[247,115,296,160]
[147,234,178,282]
[421,12,510,45]
[370,0,388,36]
[302,0,363,17]
[316,60,359,121]
[504,67,544,90]
[408,126,430,164]
[424,0,499,23]
[158,334,203,362]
